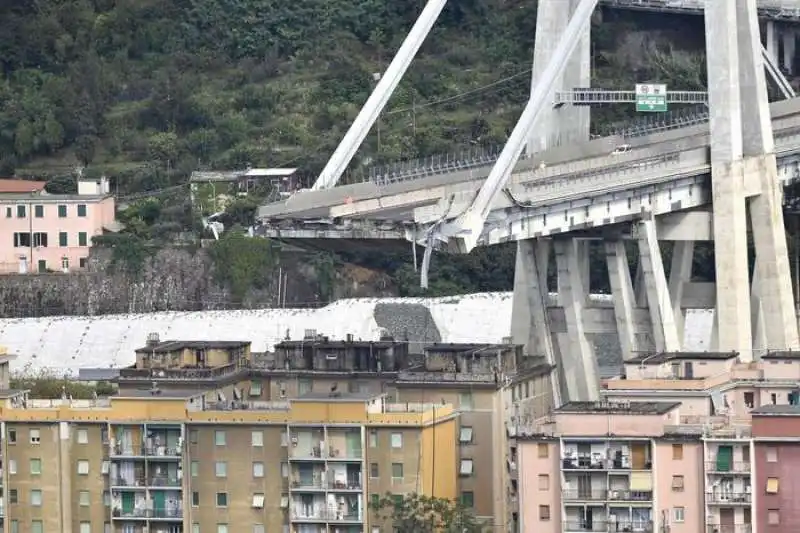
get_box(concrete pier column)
[555,238,599,401]
[510,239,563,404]
[636,219,681,352]
[605,240,639,360]
[783,29,796,74]
[527,0,590,153]
[668,241,695,344]
[766,21,779,64]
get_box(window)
[768,509,780,525]
[9,522,16,533]
[371,494,379,507]
[79,490,90,506]
[744,391,754,408]
[32,232,48,247]
[250,380,262,396]
[79,257,87,268]
[461,491,474,507]
[253,525,265,533]
[193,525,200,533]
[538,474,550,490]
[672,443,683,460]
[281,462,289,478]
[391,463,403,480]
[767,477,780,494]
[37,259,46,273]
[103,491,110,506]
[13,232,31,247]
[253,462,264,478]
[459,391,474,410]
[77,204,87,217]
[298,378,312,394]
[252,493,265,508]
[280,430,288,446]
[537,443,549,458]
[192,492,200,506]
[8,459,16,474]
[391,432,403,448]
[370,463,379,478]
[767,447,778,462]
[460,459,474,476]
[539,505,550,521]
[672,475,684,491]
[673,507,685,523]
[191,461,199,477]
[78,232,88,246]
[251,430,263,447]
[32,521,43,533]
[77,429,88,444]
[16,205,25,218]
[215,461,227,477]
[9,489,17,503]
[216,492,228,507]
[58,205,67,217]
[30,429,40,444]
[459,427,474,444]
[369,429,378,447]
[215,430,226,446]
[8,429,16,443]
[80,523,90,533]
[59,232,68,247]
[4,207,10,218]
[34,205,43,218]
[30,458,41,475]
[31,489,42,506]
[78,460,89,475]
[217,525,229,533]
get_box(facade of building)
[512,351,800,533]
[0,177,116,273]
[110,333,555,532]
[0,384,456,533]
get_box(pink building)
[0,177,117,273]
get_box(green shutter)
[78,232,87,246]
[77,204,87,217]
[716,445,733,472]
[34,205,43,217]
[59,232,68,247]
[58,205,67,217]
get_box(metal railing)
[149,475,181,487]
[289,447,363,460]
[112,508,183,519]
[705,461,751,473]
[119,362,242,380]
[562,489,608,501]
[290,509,362,521]
[607,489,653,501]
[707,525,752,533]
[599,0,800,19]
[110,476,146,487]
[564,522,610,532]
[110,444,182,458]
[706,492,752,504]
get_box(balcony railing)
[110,445,182,458]
[328,480,362,491]
[112,508,184,519]
[110,476,147,487]
[562,489,608,501]
[149,476,181,487]
[119,362,243,380]
[292,479,326,490]
[707,525,752,533]
[706,461,751,473]
[706,492,752,504]
[562,454,650,470]
[290,446,362,460]
[607,490,653,502]
[608,522,653,533]
[563,521,609,532]
[291,509,362,522]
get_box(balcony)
[706,461,751,474]
[110,476,147,488]
[292,479,326,491]
[150,508,184,520]
[562,454,611,470]
[706,492,752,505]
[563,521,609,532]
[112,508,183,520]
[119,362,243,381]
[110,444,182,458]
[148,475,181,488]
[291,509,362,522]
[607,490,653,502]
[328,479,362,491]
[707,525,752,533]
[562,489,607,502]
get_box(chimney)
[146,333,161,347]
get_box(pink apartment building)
[0,177,117,273]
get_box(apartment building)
[0,382,456,533]
[112,332,555,532]
[0,177,116,273]
[511,350,800,533]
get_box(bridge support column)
[705,0,800,360]
[605,241,639,360]
[554,238,599,401]
[511,239,563,404]
[527,0,591,153]
[636,219,682,353]
[668,241,694,343]
[783,29,796,75]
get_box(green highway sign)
[635,83,668,112]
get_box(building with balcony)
[0,384,456,533]
[0,177,117,274]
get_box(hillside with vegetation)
[0,0,717,304]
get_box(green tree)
[208,233,277,303]
[370,493,488,533]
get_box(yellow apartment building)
[0,386,457,533]
[108,333,555,532]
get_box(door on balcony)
[298,464,314,486]
[346,464,360,488]
[716,445,733,472]
[152,491,166,516]
[578,475,592,499]
[631,443,648,470]
[121,492,134,514]
[345,432,360,458]
[720,508,735,527]
[577,444,591,467]
[580,507,594,529]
